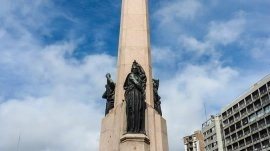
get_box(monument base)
[120,133,150,151]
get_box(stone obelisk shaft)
[99,0,169,150]
[115,0,153,107]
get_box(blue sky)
[0,0,270,151]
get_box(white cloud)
[176,14,246,61]
[0,38,116,151]
[250,37,270,63]
[180,36,211,55]
[0,34,116,150]
[206,15,246,45]
[0,1,116,150]
[152,46,180,64]
[155,0,202,25]
[0,97,101,151]
[159,63,238,151]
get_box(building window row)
[222,83,270,120]
[227,135,270,151]
[223,95,270,128]
[204,133,217,144]
[203,126,215,137]
[224,106,270,136]
[224,115,270,144]
[205,141,218,151]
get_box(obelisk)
[99,0,169,150]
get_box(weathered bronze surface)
[124,60,147,133]
[102,73,115,115]
[153,79,162,116]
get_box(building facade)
[221,75,270,151]
[183,130,205,151]
[202,115,224,151]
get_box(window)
[252,90,259,100]
[222,112,227,118]
[262,139,270,148]
[224,128,230,135]
[223,119,228,125]
[249,113,256,122]
[259,129,268,138]
[240,108,247,116]
[247,104,254,113]
[254,99,261,108]
[239,100,245,108]
[229,116,234,124]
[258,119,265,128]
[264,104,270,113]
[242,117,248,125]
[235,112,240,120]
[235,121,241,129]
[266,115,270,124]
[233,104,239,112]
[228,108,233,115]
[245,95,252,104]
[239,140,245,147]
[225,136,230,143]
[254,142,261,150]
[259,85,267,95]
[245,136,252,145]
[237,130,243,138]
[231,133,237,141]
[261,95,269,104]
[243,127,250,135]
[230,125,235,133]
[250,123,257,131]
[257,109,264,118]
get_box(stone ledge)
[120,133,150,144]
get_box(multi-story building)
[221,75,270,151]
[183,130,205,151]
[202,115,224,151]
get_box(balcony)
[254,147,262,151]
[246,140,252,145]
[244,131,250,135]
[260,133,268,138]
[246,100,252,105]
[238,133,243,138]
[260,90,267,96]
[253,96,259,100]
[226,139,231,143]
[232,137,237,141]
[255,104,261,109]
[253,137,260,142]
[233,146,238,150]
[262,98,270,105]
[262,144,270,149]
[239,143,245,148]
[247,147,253,151]
[251,127,258,131]
[248,108,254,113]
[258,123,266,129]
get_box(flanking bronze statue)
[124,60,146,133]
[102,73,115,115]
[153,79,162,116]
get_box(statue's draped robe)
[124,73,145,133]
[102,79,115,115]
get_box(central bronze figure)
[124,60,147,133]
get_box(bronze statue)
[153,79,162,116]
[102,73,115,115]
[124,60,146,133]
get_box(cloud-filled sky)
[0,0,269,151]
